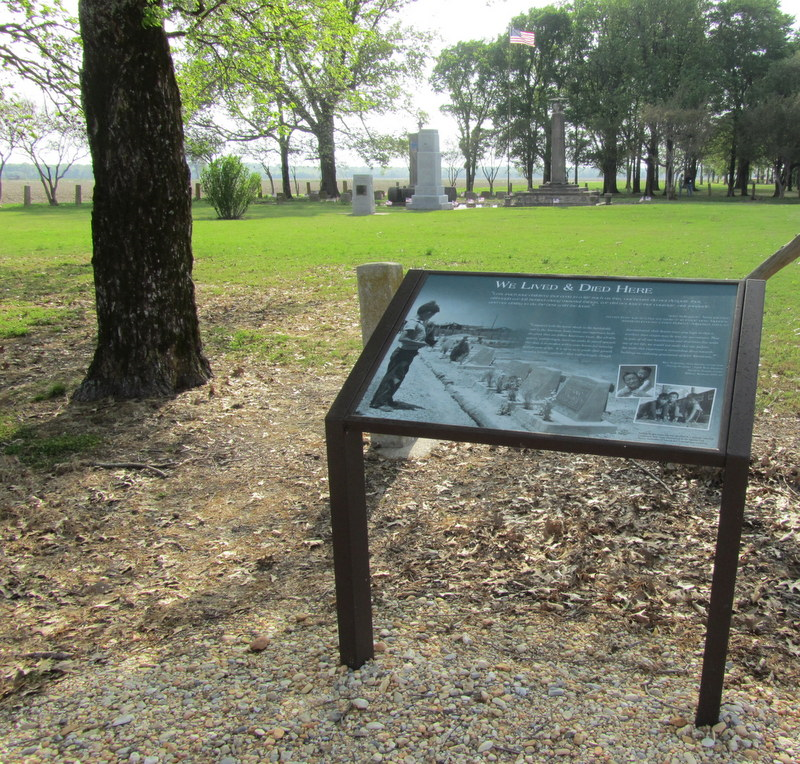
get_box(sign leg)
[695,459,749,726]
[326,423,374,668]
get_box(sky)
[377,0,800,162]
[7,0,800,167]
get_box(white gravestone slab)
[352,174,375,216]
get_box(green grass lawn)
[1,198,798,412]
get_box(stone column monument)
[504,97,599,206]
[407,129,453,211]
[352,174,375,216]
[549,98,568,185]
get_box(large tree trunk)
[644,127,659,196]
[736,158,750,197]
[601,127,619,194]
[316,109,339,198]
[74,0,211,401]
[726,135,737,197]
[279,133,293,199]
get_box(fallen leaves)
[1,285,797,708]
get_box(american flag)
[509,28,536,47]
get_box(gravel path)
[2,594,799,764]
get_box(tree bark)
[279,133,293,199]
[726,136,737,197]
[315,109,339,198]
[74,0,211,401]
[644,128,658,196]
[736,158,750,197]
[601,128,619,194]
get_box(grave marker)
[553,375,611,422]
[519,366,562,400]
[466,346,496,367]
[352,174,375,216]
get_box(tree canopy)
[431,0,799,196]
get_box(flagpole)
[506,28,536,196]
[506,28,511,195]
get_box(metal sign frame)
[325,270,765,726]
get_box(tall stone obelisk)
[504,97,599,206]
[407,129,453,211]
[549,98,568,185]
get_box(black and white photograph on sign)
[354,273,739,451]
[635,385,715,429]
[616,365,656,398]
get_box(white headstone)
[352,174,375,216]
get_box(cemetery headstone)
[503,360,533,382]
[552,375,611,421]
[466,346,496,367]
[520,366,563,404]
[352,174,375,216]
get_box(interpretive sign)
[326,269,765,727]
[351,273,739,452]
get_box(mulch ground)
[1,283,798,707]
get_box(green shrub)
[201,156,261,219]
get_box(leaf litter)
[0,283,798,711]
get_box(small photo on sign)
[634,384,715,429]
[616,365,656,398]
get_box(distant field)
[0,198,798,411]
[3,177,795,205]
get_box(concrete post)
[195,182,202,200]
[23,186,31,206]
[75,185,82,205]
[356,262,404,346]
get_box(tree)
[498,6,573,188]
[432,40,500,192]
[18,103,86,205]
[708,0,794,195]
[568,0,640,194]
[743,52,800,197]
[182,0,426,198]
[0,0,81,106]
[74,0,211,400]
[480,146,503,195]
[442,143,463,188]
[624,0,711,197]
[0,93,33,203]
